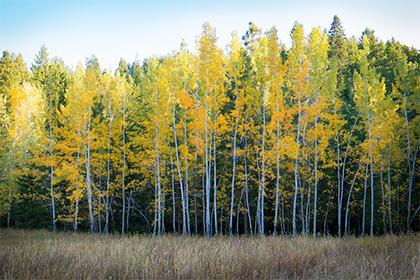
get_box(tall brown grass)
[0,229,418,279]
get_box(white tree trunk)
[173,105,187,234]
[259,103,266,236]
[204,98,211,237]
[213,128,218,235]
[170,155,176,234]
[184,117,191,234]
[362,163,368,235]
[228,114,238,236]
[313,114,319,238]
[274,115,280,236]
[293,97,302,238]
[105,103,113,234]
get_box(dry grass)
[0,230,418,280]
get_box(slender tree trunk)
[259,103,266,236]
[202,166,206,235]
[161,186,165,234]
[154,92,161,236]
[98,170,103,234]
[84,112,95,233]
[293,96,302,238]
[173,105,187,234]
[204,97,211,237]
[368,114,374,236]
[362,163,368,235]
[336,135,342,237]
[300,179,305,235]
[334,97,342,238]
[229,113,238,236]
[256,156,261,236]
[313,115,319,238]
[194,152,198,234]
[171,155,176,234]
[243,135,253,236]
[73,133,81,233]
[49,120,56,232]
[74,193,79,232]
[155,151,161,235]
[380,158,386,234]
[184,117,191,235]
[274,103,281,236]
[46,88,57,232]
[105,103,113,234]
[153,178,157,236]
[213,128,218,235]
[306,181,311,237]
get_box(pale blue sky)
[1,0,419,69]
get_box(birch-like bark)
[154,92,161,236]
[380,158,386,234]
[293,94,302,238]
[184,116,191,234]
[194,151,198,234]
[333,95,342,237]
[243,132,253,236]
[105,102,113,234]
[155,149,161,235]
[204,96,211,237]
[305,179,311,237]
[173,105,187,234]
[362,163,368,235]
[313,114,319,238]
[48,113,56,232]
[170,155,176,234]
[228,111,238,236]
[368,113,374,236]
[84,112,95,233]
[273,102,281,236]
[213,128,218,235]
[259,103,266,236]
[73,129,81,232]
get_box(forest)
[0,16,419,238]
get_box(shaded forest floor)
[0,229,418,280]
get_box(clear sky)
[1,0,419,69]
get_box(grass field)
[0,230,418,280]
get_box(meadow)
[0,230,418,280]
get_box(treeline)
[0,16,418,237]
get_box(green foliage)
[0,17,418,236]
